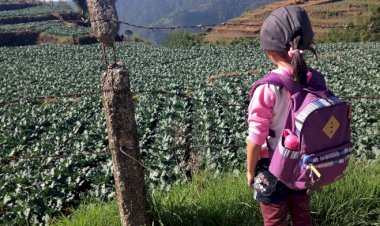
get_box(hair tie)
[288,47,304,58]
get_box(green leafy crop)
[0,21,90,37]
[0,42,379,224]
[0,3,72,18]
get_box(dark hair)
[288,30,308,86]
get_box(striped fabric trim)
[279,143,300,159]
[313,146,353,163]
[314,154,351,169]
[295,97,341,135]
[302,146,353,164]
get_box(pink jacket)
[247,67,312,158]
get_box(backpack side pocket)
[269,138,300,187]
[297,142,353,187]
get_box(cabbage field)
[0,42,379,224]
[0,21,90,37]
[0,2,88,39]
[0,2,71,18]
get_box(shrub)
[228,37,260,46]
[163,31,204,48]
[130,35,151,45]
[320,5,379,42]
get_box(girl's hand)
[246,140,261,189]
[247,171,256,189]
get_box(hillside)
[0,1,95,46]
[154,0,278,26]
[115,0,277,43]
[205,0,380,43]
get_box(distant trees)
[162,30,263,48]
[72,0,88,16]
[320,5,379,42]
[295,0,309,4]
[163,31,204,48]
[124,30,133,39]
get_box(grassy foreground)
[54,161,380,226]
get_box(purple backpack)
[250,69,353,191]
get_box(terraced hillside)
[205,0,380,42]
[0,1,97,46]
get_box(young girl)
[246,6,323,226]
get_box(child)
[246,5,322,226]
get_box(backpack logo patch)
[323,116,340,139]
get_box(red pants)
[260,194,312,226]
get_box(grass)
[53,161,380,226]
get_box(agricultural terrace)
[0,2,71,18]
[0,1,89,46]
[0,42,379,224]
[0,21,90,37]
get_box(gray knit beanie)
[260,5,313,52]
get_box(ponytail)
[289,31,308,86]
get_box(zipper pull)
[306,164,323,195]
[310,164,321,178]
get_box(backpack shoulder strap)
[249,69,329,100]
[307,68,328,91]
[248,72,299,140]
[248,70,329,149]
[249,72,301,99]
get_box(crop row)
[0,3,72,18]
[0,42,379,224]
[0,21,90,37]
